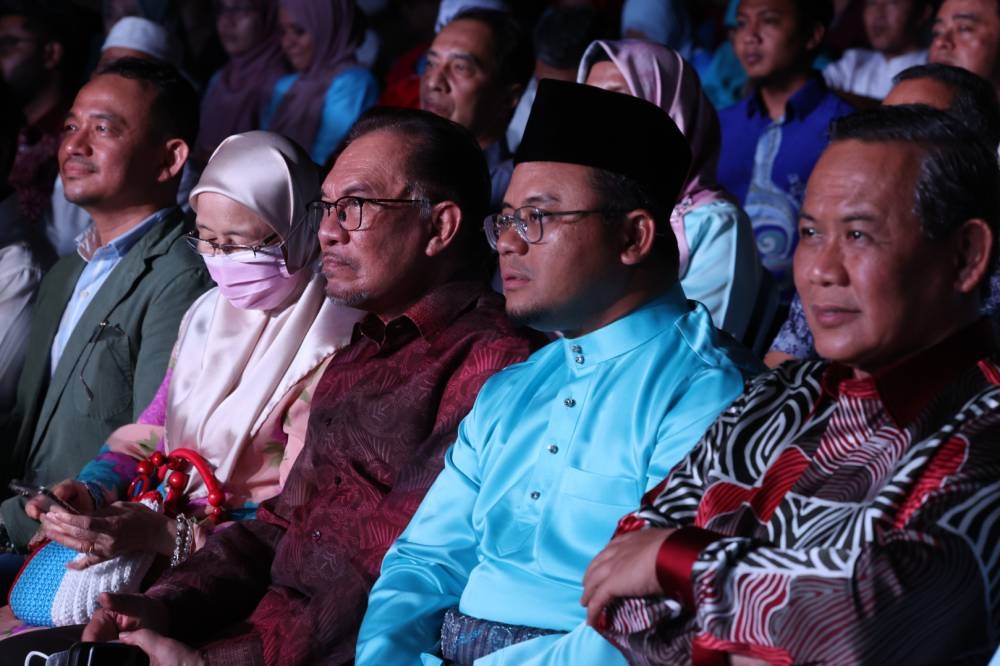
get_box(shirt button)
[547,444,559,454]
[311,529,322,542]
[530,491,541,500]
[574,355,585,365]
[571,345,582,353]
[564,398,576,407]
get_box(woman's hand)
[83,592,202,666]
[119,628,205,666]
[24,480,95,520]
[39,501,174,568]
[83,592,169,641]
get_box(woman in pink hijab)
[579,39,762,340]
[263,0,379,166]
[194,0,289,164]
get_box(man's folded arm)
[607,478,1000,664]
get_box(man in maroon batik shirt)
[77,108,539,665]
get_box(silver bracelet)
[170,514,194,567]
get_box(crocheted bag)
[7,448,227,627]
[7,499,159,627]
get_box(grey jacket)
[0,208,213,548]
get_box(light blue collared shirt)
[357,286,762,665]
[50,208,172,376]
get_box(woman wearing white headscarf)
[32,131,363,566]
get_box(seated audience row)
[4,0,1000,664]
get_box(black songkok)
[515,79,692,207]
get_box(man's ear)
[953,218,993,294]
[157,138,189,183]
[425,200,463,257]
[42,41,63,71]
[618,209,657,266]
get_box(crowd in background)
[2,0,1000,664]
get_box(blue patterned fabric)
[440,608,563,665]
[717,78,854,301]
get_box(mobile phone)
[67,642,150,666]
[8,479,80,514]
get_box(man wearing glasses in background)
[0,58,211,580]
[75,108,537,666]
[356,80,761,665]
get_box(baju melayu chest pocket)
[537,466,640,581]
[72,323,134,419]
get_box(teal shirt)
[678,200,762,341]
[262,67,379,165]
[357,286,762,665]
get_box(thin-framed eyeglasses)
[306,196,430,233]
[483,206,619,249]
[184,231,284,258]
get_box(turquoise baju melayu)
[357,285,762,665]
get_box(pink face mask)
[202,251,310,311]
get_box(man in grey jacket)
[0,57,212,569]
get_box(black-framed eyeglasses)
[184,231,283,258]
[483,206,619,249]
[307,196,430,233]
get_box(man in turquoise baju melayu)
[357,80,763,665]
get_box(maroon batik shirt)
[145,281,539,665]
[601,320,1000,665]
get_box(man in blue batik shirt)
[718,0,854,301]
[357,80,762,665]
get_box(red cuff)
[655,526,722,609]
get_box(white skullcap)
[435,0,509,32]
[101,16,182,68]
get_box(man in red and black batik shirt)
[583,106,1000,665]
